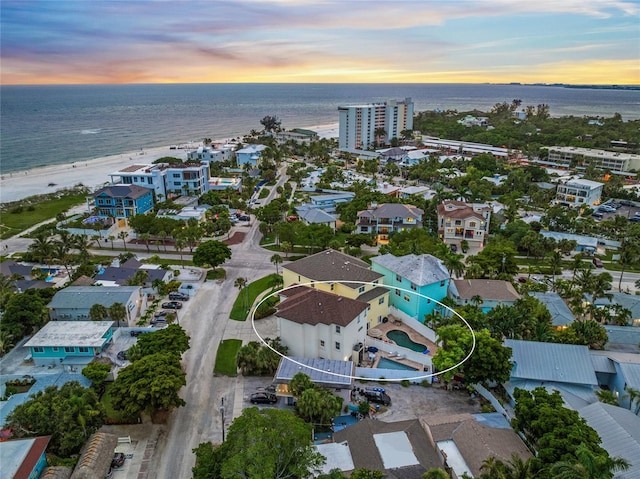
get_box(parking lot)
[592,201,640,222]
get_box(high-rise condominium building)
[338,98,414,150]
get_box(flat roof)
[24,321,113,348]
[373,431,419,469]
[275,357,353,387]
[315,442,355,474]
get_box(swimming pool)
[377,357,419,371]
[386,329,428,352]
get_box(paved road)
[147,167,288,479]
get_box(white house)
[276,286,369,361]
[556,178,604,208]
[187,145,234,163]
[236,144,268,167]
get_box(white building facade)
[556,178,604,207]
[338,98,414,149]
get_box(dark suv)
[169,292,189,301]
[362,390,391,406]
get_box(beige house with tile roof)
[436,200,491,249]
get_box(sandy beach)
[0,123,338,204]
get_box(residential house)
[70,432,118,479]
[309,192,355,212]
[274,129,318,144]
[208,177,242,192]
[589,292,640,327]
[556,178,604,207]
[108,163,167,199]
[298,208,337,230]
[0,259,53,292]
[94,258,173,287]
[379,147,406,164]
[91,184,154,219]
[329,418,440,476]
[356,203,423,244]
[421,413,531,478]
[276,286,368,361]
[539,231,599,253]
[23,321,115,367]
[504,339,599,410]
[401,149,439,167]
[436,200,491,250]
[528,292,576,328]
[187,144,234,163]
[236,144,267,167]
[371,254,450,321]
[162,162,210,197]
[0,436,51,479]
[282,249,389,328]
[47,285,143,323]
[338,98,414,149]
[449,279,520,313]
[578,402,640,479]
[397,185,432,199]
[590,350,640,410]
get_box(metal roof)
[505,339,598,386]
[579,402,640,479]
[372,254,449,286]
[48,286,140,309]
[505,379,597,410]
[528,292,576,327]
[619,363,640,390]
[24,321,113,348]
[299,208,336,224]
[274,357,353,388]
[590,353,616,374]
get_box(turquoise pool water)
[377,357,419,371]
[387,329,428,352]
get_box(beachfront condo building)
[338,98,414,150]
[109,162,210,200]
[436,200,491,250]
[544,146,640,173]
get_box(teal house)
[371,253,450,322]
[23,321,114,368]
[0,436,51,479]
[91,184,154,219]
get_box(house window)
[172,173,180,178]
[320,340,325,347]
[379,297,385,304]
[33,347,44,353]
[64,347,75,353]
[455,220,462,226]
[404,294,411,302]
[440,280,445,287]
[470,221,476,228]
[396,274,402,282]
[79,347,89,353]
[335,342,341,350]
[359,286,365,293]
[395,289,400,296]
[410,283,417,291]
[335,325,341,334]
[330,283,335,291]
[52,347,59,352]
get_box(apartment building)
[556,178,604,207]
[545,146,640,173]
[338,98,414,149]
[187,145,234,163]
[436,200,491,249]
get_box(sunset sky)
[1,0,638,85]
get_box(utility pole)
[219,397,226,442]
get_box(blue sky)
[1,0,638,84]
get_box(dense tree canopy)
[192,240,232,269]
[4,381,105,457]
[109,353,186,417]
[236,338,288,376]
[128,324,190,360]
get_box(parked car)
[130,330,147,337]
[116,351,127,360]
[598,205,615,213]
[517,276,528,283]
[239,215,250,221]
[620,200,634,206]
[150,317,167,325]
[153,311,167,318]
[162,301,182,309]
[361,390,391,406]
[250,392,278,404]
[169,292,189,301]
[591,212,604,220]
[629,216,640,222]
[593,257,604,268]
[111,453,125,468]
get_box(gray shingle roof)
[505,339,598,386]
[528,292,576,327]
[452,279,520,302]
[579,402,640,479]
[299,208,336,224]
[92,184,151,199]
[283,249,382,288]
[371,254,449,286]
[362,203,423,220]
[47,286,140,309]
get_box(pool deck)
[367,318,439,371]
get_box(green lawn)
[229,273,281,321]
[1,192,87,239]
[213,339,242,376]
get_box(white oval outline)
[250,279,476,383]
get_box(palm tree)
[617,243,639,292]
[595,389,618,406]
[175,238,186,267]
[140,233,151,252]
[281,241,293,258]
[422,469,449,479]
[270,254,283,275]
[72,234,92,262]
[108,235,115,250]
[89,304,109,321]
[52,241,72,277]
[547,250,563,291]
[29,234,53,268]
[548,443,629,479]
[480,454,535,479]
[108,302,128,327]
[442,252,465,279]
[234,277,248,312]
[470,295,484,307]
[117,231,129,251]
[624,386,640,414]
[0,330,15,357]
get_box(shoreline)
[0,123,339,204]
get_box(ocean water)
[1,83,638,174]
